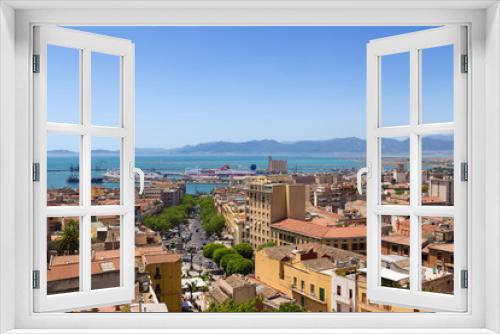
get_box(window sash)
[33,25,136,312]
[366,25,468,312]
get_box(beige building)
[267,156,287,174]
[208,274,256,305]
[428,177,454,206]
[245,180,305,248]
[221,202,246,245]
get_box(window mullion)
[80,48,92,293]
[409,48,421,293]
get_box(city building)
[267,156,287,174]
[271,218,367,254]
[355,271,420,313]
[254,243,365,312]
[427,177,454,206]
[207,274,256,306]
[331,268,356,312]
[245,180,306,248]
[143,251,182,312]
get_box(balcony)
[290,284,326,305]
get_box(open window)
[365,26,467,311]
[33,26,136,312]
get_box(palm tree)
[185,281,197,302]
[57,219,79,255]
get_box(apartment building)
[270,218,367,254]
[143,252,182,312]
[254,243,365,312]
[427,177,454,206]
[245,180,305,248]
[331,269,356,312]
[267,156,287,174]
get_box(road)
[183,214,212,270]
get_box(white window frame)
[32,26,136,312]
[366,26,467,312]
[0,1,499,333]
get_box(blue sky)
[47,26,453,150]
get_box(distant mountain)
[48,149,119,156]
[47,149,78,156]
[50,136,453,157]
[165,136,453,156]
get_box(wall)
[146,260,182,312]
[0,3,15,332]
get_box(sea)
[47,155,366,194]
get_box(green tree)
[207,297,260,312]
[275,302,305,312]
[220,253,243,271]
[203,243,226,259]
[212,247,236,266]
[233,243,254,259]
[227,258,254,275]
[57,219,79,255]
[256,242,275,251]
[203,214,225,237]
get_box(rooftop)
[271,218,366,239]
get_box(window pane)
[380,215,411,290]
[91,137,121,206]
[47,217,80,294]
[421,45,454,124]
[47,133,80,206]
[421,134,454,206]
[381,137,410,205]
[380,52,410,127]
[421,216,454,295]
[91,215,121,290]
[47,45,81,124]
[92,52,121,127]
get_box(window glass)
[381,137,410,205]
[47,134,80,206]
[91,52,121,127]
[47,217,80,295]
[380,52,410,127]
[421,45,454,124]
[47,45,81,124]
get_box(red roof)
[271,218,366,239]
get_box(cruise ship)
[185,165,256,179]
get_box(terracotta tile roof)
[48,246,179,282]
[271,218,366,239]
[261,242,365,263]
[301,257,337,272]
[422,196,446,204]
[382,234,428,247]
[381,234,411,246]
[47,262,80,282]
[427,243,454,252]
[48,250,121,282]
[143,253,180,265]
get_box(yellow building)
[143,252,182,312]
[355,272,420,313]
[255,243,365,312]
